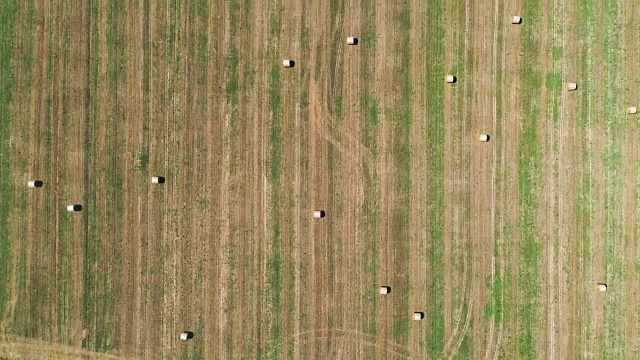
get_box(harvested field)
[0,0,639,359]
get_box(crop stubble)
[0,0,639,359]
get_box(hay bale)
[67,204,83,212]
[28,180,44,188]
[282,59,295,68]
[180,332,194,341]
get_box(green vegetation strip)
[601,0,624,358]
[294,16,312,360]
[359,2,380,356]
[0,0,19,323]
[14,0,35,336]
[576,0,597,355]
[389,1,413,344]
[58,2,74,343]
[518,2,543,359]
[265,1,284,358]
[287,4,308,359]
[421,0,445,356]
[223,1,241,356]
[447,0,473,355]
[328,0,344,119]
[487,0,505,344]
[82,0,101,349]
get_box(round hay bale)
[67,204,82,212]
[180,331,194,341]
[282,59,295,68]
[28,180,44,188]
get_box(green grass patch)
[359,0,380,348]
[546,72,562,126]
[0,0,20,323]
[265,1,284,358]
[575,0,598,354]
[196,0,207,86]
[226,0,240,137]
[552,46,563,62]
[82,0,102,349]
[517,2,544,358]
[93,0,126,351]
[456,304,471,360]
[389,0,413,344]
[490,0,507,335]
[13,0,35,334]
[602,0,623,356]
[327,0,344,120]
[136,150,149,171]
[421,0,446,356]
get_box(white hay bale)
[413,312,425,321]
[567,83,578,91]
[152,176,165,184]
[598,283,607,292]
[479,134,490,142]
[282,59,295,68]
[180,332,194,341]
[347,37,358,45]
[445,75,456,83]
[28,180,43,188]
[512,16,522,24]
[379,286,391,295]
[627,107,637,114]
[313,210,326,219]
[67,204,82,212]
